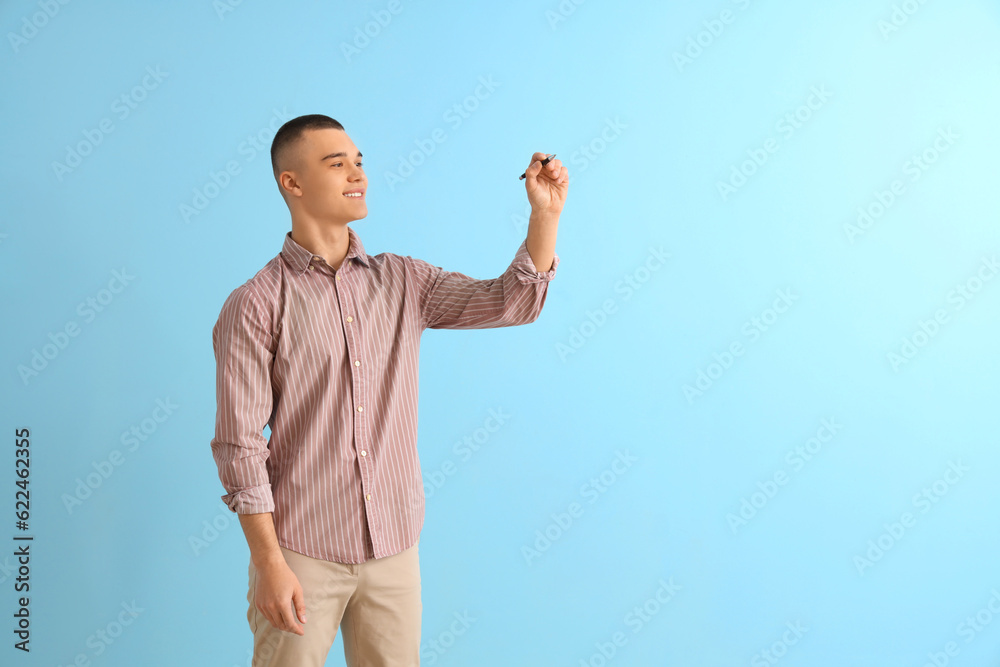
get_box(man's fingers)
[531,157,563,180]
[259,599,305,635]
[526,152,553,170]
[278,601,305,635]
[293,586,308,623]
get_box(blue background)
[2,0,999,665]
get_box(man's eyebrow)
[320,151,363,162]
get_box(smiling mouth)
[344,192,365,199]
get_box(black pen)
[519,154,556,180]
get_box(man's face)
[280,128,367,223]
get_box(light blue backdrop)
[2,0,999,665]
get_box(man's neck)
[290,220,351,270]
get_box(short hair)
[270,114,345,181]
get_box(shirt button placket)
[339,270,376,536]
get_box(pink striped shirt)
[210,226,559,563]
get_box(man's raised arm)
[407,151,568,331]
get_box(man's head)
[270,114,367,225]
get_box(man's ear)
[278,171,301,199]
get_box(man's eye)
[357,162,364,167]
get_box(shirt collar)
[281,226,371,274]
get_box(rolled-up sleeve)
[210,284,276,514]
[406,237,559,330]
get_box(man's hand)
[253,557,308,635]
[524,152,568,216]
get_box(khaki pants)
[247,539,421,666]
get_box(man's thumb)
[293,588,307,622]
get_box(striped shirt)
[210,226,559,564]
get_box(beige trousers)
[247,539,421,666]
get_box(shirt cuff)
[511,238,559,284]
[221,483,275,515]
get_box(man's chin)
[331,208,368,223]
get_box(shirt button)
[308,266,314,271]
[357,406,363,412]
[354,360,360,366]
[336,275,342,281]
[365,494,371,500]
[346,316,353,323]
[361,450,367,456]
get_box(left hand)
[524,152,568,217]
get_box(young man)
[210,114,566,666]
